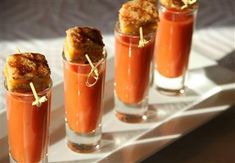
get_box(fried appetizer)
[64,26,105,63]
[4,53,52,92]
[119,0,158,34]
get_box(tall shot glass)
[154,2,198,95]
[6,84,52,163]
[63,50,107,153]
[114,23,155,123]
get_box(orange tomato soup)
[7,91,51,163]
[155,8,194,78]
[63,61,105,133]
[115,32,154,104]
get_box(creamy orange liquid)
[155,8,194,78]
[115,33,154,104]
[7,91,51,163]
[63,62,105,133]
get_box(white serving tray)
[48,65,235,163]
[1,55,235,163]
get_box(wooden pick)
[85,54,99,76]
[16,48,21,53]
[181,0,197,9]
[138,27,149,48]
[85,54,100,87]
[29,82,47,107]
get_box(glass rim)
[159,2,198,15]
[5,81,53,97]
[114,22,156,38]
[62,48,107,67]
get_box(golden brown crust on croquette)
[64,26,105,63]
[4,53,52,92]
[119,0,158,34]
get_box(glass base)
[115,111,147,123]
[114,93,148,123]
[156,86,185,96]
[65,123,101,153]
[154,70,185,96]
[9,153,48,163]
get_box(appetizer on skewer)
[4,53,51,93]
[64,26,105,63]
[119,0,158,34]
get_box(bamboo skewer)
[138,27,149,48]
[85,54,102,87]
[30,82,47,107]
[85,54,99,77]
[181,0,197,9]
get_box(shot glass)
[6,84,52,163]
[154,2,198,95]
[63,50,107,153]
[114,23,155,123]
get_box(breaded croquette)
[64,26,105,63]
[119,0,158,34]
[4,53,52,92]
